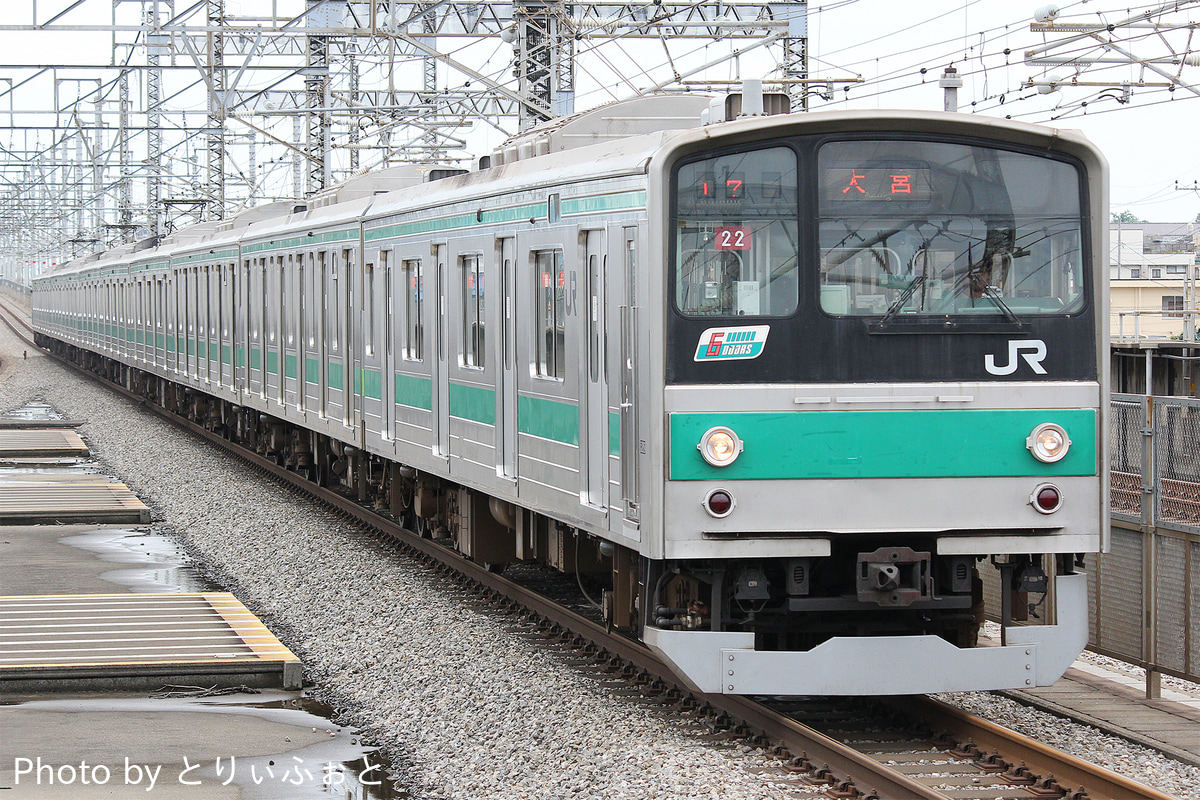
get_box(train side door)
[258,258,269,398]
[619,226,640,523]
[348,247,361,432]
[222,262,230,388]
[264,260,274,397]
[317,251,328,417]
[237,259,248,395]
[431,243,450,458]
[296,253,306,411]
[382,250,396,441]
[583,229,608,510]
[497,236,517,479]
[277,256,287,405]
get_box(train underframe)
[43,337,1089,695]
[41,338,643,627]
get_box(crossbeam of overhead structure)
[0,1,810,281]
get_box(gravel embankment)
[2,324,1196,800]
[0,333,798,799]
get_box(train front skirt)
[644,572,1089,695]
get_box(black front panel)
[667,132,1096,384]
[669,314,1095,383]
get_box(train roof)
[36,98,1105,284]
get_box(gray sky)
[2,0,1197,223]
[802,0,1200,223]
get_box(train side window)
[403,258,423,361]
[312,253,321,347]
[250,262,259,343]
[221,264,230,339]
[534,249,564,380]
[341,248,353,356]
[502,254,511,371]
[288,253,300,345]
[365,262,375,357]
[266,257,276,343]
[588,253,600,383]
[321,251,337,352]
[461,253,484,368]
[277,258,285,348]
[182,270,190,342]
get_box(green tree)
[1111,210,1144,223]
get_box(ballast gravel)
[2,327,1197,800]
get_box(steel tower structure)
[0,1,812,282]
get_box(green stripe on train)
[396,374,431,410]
[366,203,544,241]
[358,368,383,400]
[669,409,1098,481]
[450,383,495,425]
[518,395,578,446]
[242,229,357,255]
[365,190,645,241]
[562,191,646,215]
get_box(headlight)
[698,426,742,467]
[1027,422,1071,463]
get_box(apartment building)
[1109,222,1198,341]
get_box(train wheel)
[312,459,329,488]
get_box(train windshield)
[817,140,1085,319]
[674,147,800,316]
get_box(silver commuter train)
[33,89,1109,695]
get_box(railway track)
[0,300,1181,800]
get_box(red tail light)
[704,488,734,518]
[1031,483,1062,514]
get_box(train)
[32,85,1109,695]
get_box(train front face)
[645,112,1108,696]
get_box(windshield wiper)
[877,275,927,327]
[979,284,1023,326]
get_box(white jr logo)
[985,339,1048,376]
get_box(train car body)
[33,92,1109,696]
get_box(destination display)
[824,166,933,202]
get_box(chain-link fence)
[1154,398,1200,531]
[1101,394,1199,686]
[1109,395,1145,522]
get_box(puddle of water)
[240,694,411,799]
[0,458,104,475]
[59,528,222,593]
[7,690,413,799]
[1,399,408,798]
[2,399,64,421]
